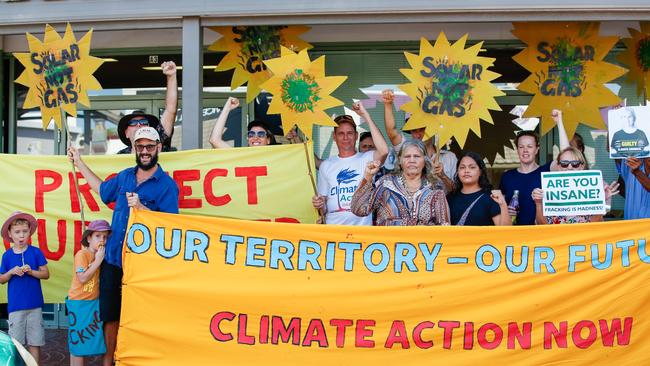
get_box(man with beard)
[68,126,178,366]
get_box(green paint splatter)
[281,69,321,113]
[549,37,585,88]
[637,36,650,72]
[233,26,286,72]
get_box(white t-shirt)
[392,138,458,180]
[317,151,374,225]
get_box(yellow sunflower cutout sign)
[512,22,627,137]
[209,26,312,103]
[399,33,504,148]
[617,22,650,99]
[260,47,347,139]
[14,23,104,130]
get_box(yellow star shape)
[512,22,627,137]
[209,26,312,104]
[398,34,504,148]
[617,22,650,99]
[14,23,104,130]
[260,47,347,139]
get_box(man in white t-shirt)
[382,89,456,192]
[312,102,388,225]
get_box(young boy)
[0,211,49,364]
[68,219,109,366]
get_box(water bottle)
[508,190,520,224]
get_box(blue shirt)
[100,165,179,267]
[499,162,551,225]
[618,160,650,220]
[0,245,47,313]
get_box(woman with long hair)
[209,97,276,148]
[350,139,450,226]
[447,152,510,226]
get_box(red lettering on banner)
[237,314,255,345]
[235,166,267,205]
[463,322,474,349]
[68,172,100,213]
[438,320,460,349]
[259,315,269,344]
[544,321,568,349]
[412,321,434,349]
[209,311,235,342]
[572,320,598,349]
[204,169,231,206]
[36,219,65,260]
[329,319,353,348]
[385,320,410,349]
[173,169,202,209]
[271,316,301,345]
[600,317,632,346]
[35,170,62,213]
[301,319,329,347]
[477,322,503,349]
[508,322,532,349]
[355,319,375,348]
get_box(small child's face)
[8,223,30,246]
[87,231,108,250]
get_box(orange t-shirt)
[68,248,99,300]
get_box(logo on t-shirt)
[330,168,360,212]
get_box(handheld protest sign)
[398,33,504,149]
[14,23,104,130]
[260,47,347,140]
[512,22,627,138]
[209,26,312,104]
[541,170,606,217]
[608,106,650,159]
[617,22,650,99]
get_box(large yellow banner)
[0,144,317,302]
[118,209,650,365]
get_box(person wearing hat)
[381,89,456,193]
[312,102,388,225]
[0,211,49,364]
[68,126,179,365]
[209,96,277,148]
[67,219,109,365]
[117,61,178,154]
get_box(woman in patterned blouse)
[532,147,619,224]
[351,139,450,226]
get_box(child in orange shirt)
[68,220,109,366]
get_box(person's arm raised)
[159,61,178,138]
[209,97,240,149]
[382,89,403,146]
[68,147,102,193]
[352,102,388,163]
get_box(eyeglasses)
[134,144,158,153]
[247,130,267,138]
[128,118,149,127]
[559,160,583,168]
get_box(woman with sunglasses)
[532,147,619,224]
[209,97,276,148]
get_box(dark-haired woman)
[209,97,276,148]
[447,152,511,226]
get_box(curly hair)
[390,139,440,187]
[453,151,493,194]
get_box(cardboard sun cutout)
[617,22,650,99]
[14,23,104,130]
[209,26,312,103]
[512,22,626,137]
[260,47,347,139]
[399,33,504,148]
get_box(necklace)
[399,175,421,196]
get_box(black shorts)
[99,262,123,323]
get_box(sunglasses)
[128,119,149,127]
[559,160,583,168]
[134,144,158,153]
[247,130,268,138]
